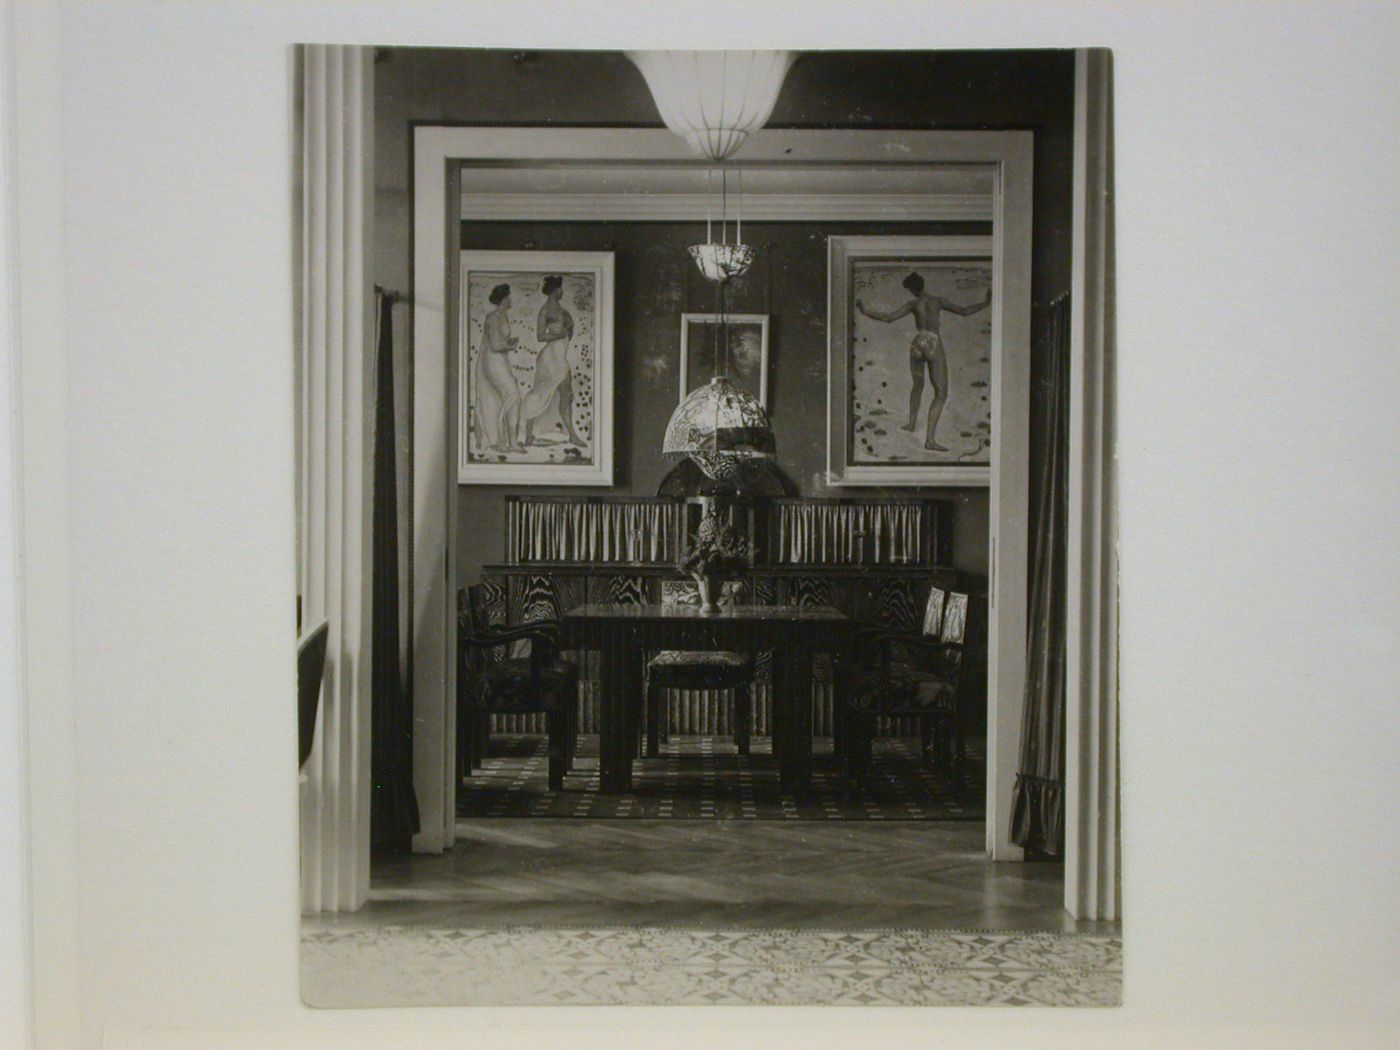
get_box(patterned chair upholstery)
[834,586,979,787]
[644,578,756,756]
[458,584,579,791]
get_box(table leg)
[773,634,813,795]
[768,640,786,778]
[596,623,635,794]
[621,624,646,774]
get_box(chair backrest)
[941,591,969,644]
[458,584,483,638]
[297,621,330,768]
[934,591,973,679]
[921,586,947,636]
[459,584,508,677]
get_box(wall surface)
[454,218,991,580]
[373,48,1076,585]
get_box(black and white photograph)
[5,3,1399,1049]
[295,45,1119,1008]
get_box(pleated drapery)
[370,290,419,852]
[1011,295,1071,856]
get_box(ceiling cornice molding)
[459,191,992,223]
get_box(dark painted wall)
[373,48,1075,586]
[455,219,992,580]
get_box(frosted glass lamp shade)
[627,50,797,161]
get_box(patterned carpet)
[457,734,984,821]
[300,925,1120,1007]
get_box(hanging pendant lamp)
[625,50,796,162]
[632,51,791,482]
[630,50,796,283]
[687,176,754,282]
[688,242,755,284]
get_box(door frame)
[411,127,1033,860]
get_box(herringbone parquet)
[359,818,1109,934]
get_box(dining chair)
[834,586,980,787]
[457,584,579,791]
[643,578,756,757]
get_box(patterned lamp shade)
[688,242,755,283]
[663,376,776,481]
[626,51,797,161]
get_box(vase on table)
[692,571,723,614]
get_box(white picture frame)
[827,234,1003,487]
[457,249,615,485]
[678,312,770,407]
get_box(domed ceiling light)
[625,50,796,162]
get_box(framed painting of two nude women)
[458,250,614,484]
[827,235,995,486]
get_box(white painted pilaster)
[297,45,375,914]
[1066,47,1120,922]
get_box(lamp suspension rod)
[736,165,742,244]
[721,167,728,246]
[705,167,712,244]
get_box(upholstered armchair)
[457,584,579,792]
[834,587,982,790]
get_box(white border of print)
[827,234,1003,487]
[457,250,615,485]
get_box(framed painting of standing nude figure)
[827,235,995,486]
[458,250,614,485]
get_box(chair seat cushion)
[838,662,955,715]
[468,657,577,711]
[650,650,747,669]
[648,650,752,689]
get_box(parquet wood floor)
[348,819,1115,934]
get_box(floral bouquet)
[677,507,749,612]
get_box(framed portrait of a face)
[827,235,995,486]
[458,250,614,485]
[679,313,770,407]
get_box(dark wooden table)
[561,603,851,794]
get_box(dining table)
[560,602,851,794]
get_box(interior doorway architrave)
[410,126,1036,865]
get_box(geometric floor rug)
[457,734,984,822]
[300,925,1120,1007]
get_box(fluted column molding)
[1065,47,1120,922]
[297,44,374,914]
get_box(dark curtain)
[1011,294,1070,856]
[370,289,419,853]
